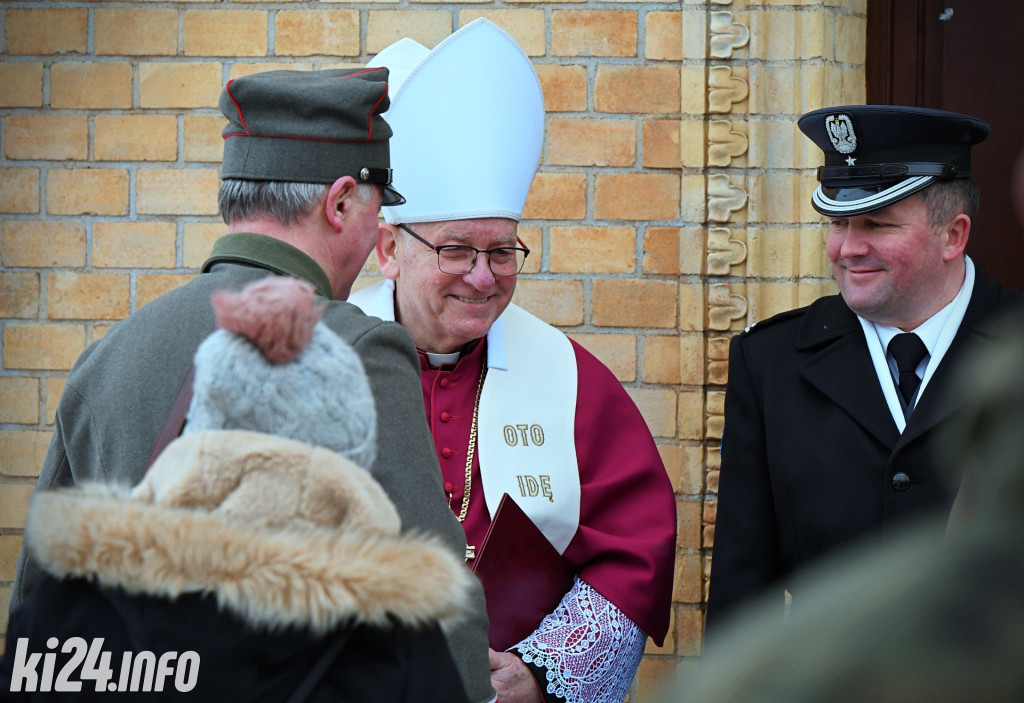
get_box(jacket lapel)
[899,270,1006,448]
[796,297,901,448]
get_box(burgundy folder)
[471,493,573,651]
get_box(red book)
[471,493,574,651]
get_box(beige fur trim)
[26,432,473,634]
[133,431,401,535]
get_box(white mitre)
[367,18,545,225]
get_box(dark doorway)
[867,0,1024,290]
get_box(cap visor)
[381,184,406,207]
[811,176,935,217]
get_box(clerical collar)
[425,350,462,367]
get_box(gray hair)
[918,178,980,226]
[218,179,375,225]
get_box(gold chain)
[454,362,488,524]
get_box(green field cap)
[220,68,404,206]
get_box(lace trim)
[512,577,647,703]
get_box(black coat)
[706,269,1024,634]
[0,430,473,703]
[1,576,468,703]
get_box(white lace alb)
[512,577,646,703]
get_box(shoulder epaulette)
[740,306,807,337]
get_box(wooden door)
[867,0,1024,289]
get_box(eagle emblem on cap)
[826,113,857,154]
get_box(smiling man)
[351,19,676,703]
[705,105,1024,637]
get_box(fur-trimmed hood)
[25,430,473,635]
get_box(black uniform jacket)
[705,268,1024,634]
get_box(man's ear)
[325,176,359,232]
[943,213,971,262]
[377,223,401,280]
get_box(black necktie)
[888,333,928,409]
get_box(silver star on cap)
[845,156,857,166]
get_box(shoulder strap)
[143,365,195,473]
[286,631,351,703]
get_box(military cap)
[798,105,989,217]
[219,68,404,206]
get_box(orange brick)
[522,172,586,221]
[643,334,681,385]
[595,65,681,114]
[535,65,587,112]
[0,169,40,214]
[0,431,52,479]
[647,11,683,61]
[228,62,316,79]
[0,63,44,107]
[93,222,177,268]
[275,10,359,57]
[511,279,583,327]
[0,535,24,581]
[184,115,227,163]
[5,9,87,55]
[2,221,86,267]
[677,496,702,550]
[366,11,453,54]
[46,169,129,216]
[139,62,222,109]
[643,226,680,275]
[517,225,542,274]
[628,388,677,438]
[95,9,178,56]
[458,11,545,56]
[137,274,195,308]
[592,278,677,328]
[678,334,705,387]
[552,11,637,57]
[0,273,40,319]
[0,378,39,424]
[567,333,636,381]
[675,606,704,656]
[45,377,67,424]
[548,117,635,167]
[636,656,692,701]
[679,387,704,439]
[4,115,87,161]
[95,115,178,162]
[673,551,703,605]
[137,168,220,215]
[50,62,132,109]
[183,223,224,269]
[3,324,87,370]
[0,483,33,528]
[643,119,682,168]
[549,225,635,273]
[184,10,267,57]
[595,173,680,220]
[47,272,130,320]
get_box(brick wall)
[0,0,866,694]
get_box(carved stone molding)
[710,11,749,59]
[707,282,747,331]
[706,227,746,276]
[707,119,748,168]
[706,174,747,223]
[708,65,748,114]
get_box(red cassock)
[419,337,677,645]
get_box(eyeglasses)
[398,223,530,277]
